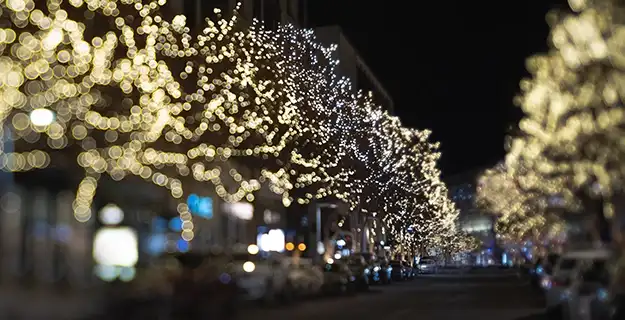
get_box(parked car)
[281,257,324,298]
[230,252,293,305]
[402,261,416,280]
[172,252,238,319]
[543,250,588,316]
[346,256,371,291]
[322,260,357,295]
[390,260,407,281]
[561,248,611,320]
[355,253,391,285]
[418,258,438,274]
[533,253,561,291]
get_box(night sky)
[308,0,568,176]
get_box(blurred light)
[334,252,341,259]
[285,242,294,251]
[337,239,346,247]
[317,241,325,254]
[29,108,54,126]
[297,243,306,251]
[597,288,609,301]
[119,267,136,282]
[223,202,253,220]
[247,244,259,255]
[146,233,167,256]
[187,194,213,219]
[169,217,182,232]
[176,239,189,252]
[327,258,334,264]
[258,229,285,252]
[243,261,255,273]
[99,204,124,226]
[95,264,119,282]
[93,227,138,267]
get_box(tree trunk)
[578,190,611,245]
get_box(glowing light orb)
[29,108,55,126]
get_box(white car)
[418,259,438,274]
[543,249,606,314]
[281,258,324,297]
[231,253,291,304]
[562,249,611,320]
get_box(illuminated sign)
[257,229,285,252]
[223,202,253,220]
[187,194,213,219]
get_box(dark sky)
[308,0,568,176]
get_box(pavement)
[237,268,548,320]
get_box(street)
[238,268,546,320]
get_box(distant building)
[445,167,498,263]
[168,0,308,29]
[314,26,395,113]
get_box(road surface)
[237,268,546,320]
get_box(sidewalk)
[0,286,100,319]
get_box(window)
[203,0,231,21]
[253,0,262,20]
[263,0,281,30]
[298,0,306,25]
[286,0,295,19]
[183,0,199,29]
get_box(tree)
[0,2,322,234]
[381,128,460,256]
[477,164,565,244]
[505,0,625,240]
[253,24,357,205]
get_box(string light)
[477,164,565,244]
[0,0,470,252]
[478,0,624,247]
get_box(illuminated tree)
[252,24,357,205]
[380,127,461,256]
[0,0,462,254]
[505,0,625,234]
[0,1,304,242]
[477,164,566,244]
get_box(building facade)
[445,167,499,264]
[167,0,307,29]
[313,26,395,113]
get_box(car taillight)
[552,279,569,287]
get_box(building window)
[286,0,295,20]
[183,0,199,29]
[263,0,281,30]
[298,0,306,25]
[203,0,231,21]
[253,0,262,20]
